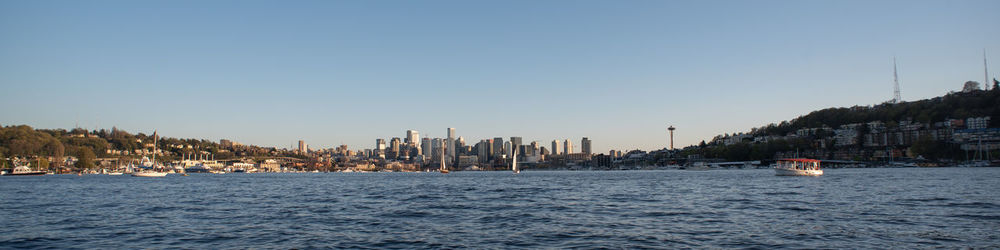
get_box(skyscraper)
[564,139,573,155]
[298,140,306,154]
[446,128,456,163]
[581,137,592,155]
[431,138,443,162]
[421,137,431,158]
[477,140,490,163]
[510,137,523,156]
[389,137,401,159]
[376,139,386,151]
[493,137,504,159]
[406,130,419,147]
[504,141,512,158]
[551,140,561,155]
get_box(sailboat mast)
[152,130,157,167]
[440,146,445,171]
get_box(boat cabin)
[777,159,821,170]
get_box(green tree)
[35,157,50,171]
[75,147,96,170]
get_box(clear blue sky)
[2,0,998,153]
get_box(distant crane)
[668,125,676,150]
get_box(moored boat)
[5,165,47,176]
[775,158,823,176]
[3,158,47,176]
[131,171,168,177]
[131,130,168,177]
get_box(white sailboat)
[132,130,167,177]
[512,149,519,174]
[439,146,449,174]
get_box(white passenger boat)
[774,158,823,176]
[5,165,47,176]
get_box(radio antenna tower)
[985,49,990,91]
[893,57,901,103]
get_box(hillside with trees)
[0,125,288,171]
[683,85,1000,162]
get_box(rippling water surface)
[2,168,999,248]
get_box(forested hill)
[754,88,1000,137]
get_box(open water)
[1,168,999,249]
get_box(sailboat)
[132,130,168,177]
[512,149,519,174]
[439,147,449,174]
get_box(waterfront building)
[581,137,592,155]
[565,153,592,162]
[457,155,479,167]
[259,159,281,172]
[564,139,573,155]
[551,140,561,155]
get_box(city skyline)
[1,0,998,153]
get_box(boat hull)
[775,168,823,176]
[3,171,47,176]
[132,172,168,177]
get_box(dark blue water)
[2,168,999,248]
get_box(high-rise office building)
[390,137,401,159]
[446,128,456,163]
[477,140,490,163]
[564,139,573,155]
[406,130,419,147]
[298,140,306,154]
[510,137,522,156]
[376,139,386,151]
[492,137,504,159]
[504,141,512,158]
[551,140,561,155]
[421,138,432,158]
[431,138,443,162]
[581,137,592,155]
